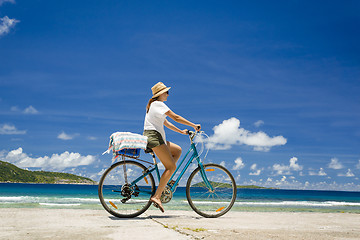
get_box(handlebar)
[186,130,210,162]
[186,130,202,142]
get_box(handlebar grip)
[187,130,196,142]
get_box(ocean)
[1,183,360,213]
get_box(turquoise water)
[1,183,360,213]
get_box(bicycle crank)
[160,186,173,204]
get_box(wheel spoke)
[98,161,155,218]
[186,164,237,218]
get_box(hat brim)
[152,87,171,98]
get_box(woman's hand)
[194,124,201,131]
[180,129,188,135]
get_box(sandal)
[150,198,164,213]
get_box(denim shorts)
[143,130,165,149]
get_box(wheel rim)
[99,161,155,218]
[187,164,236,217]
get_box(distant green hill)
[0,161,96,184]
[236,185,274,189]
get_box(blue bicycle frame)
[128,133,214,194]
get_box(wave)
[2,196,360,209]
[0,196,100,204]
[184,200,360,207]
[235,201,360,207]
[39,203,81,206]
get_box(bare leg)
[150,144,176,212]
[166,141,182,185]
[167,141,182,163]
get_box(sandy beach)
[1,208,360,240]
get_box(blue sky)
[1,0,359,190]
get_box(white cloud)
[57,131,79,140]
[87,136,97,140]
[274,176,288,185]
[356,160,360,169]
[11,105,39,114]
[289,157,303,171]
[206,118,287,151]
[24,105,39,114]
[249,163,262,175]
[273,157,303,175]
[346,169,355,177]
[318,168,327,176]
[157,161,166,170]
[220,161,226,167]
[0,0,15,6]
[338,169,355,177]
[97,169,106,176]
[249,169,261,176]
[254,120,264,127]
[0,123,26,135]
[232,157,245,170]
[309,168,327,176]
[328,158,344,169]
[245,177,360,191]
[273,164,290,175]
[250,163,257,170]
[1,147,96,171]
[0,16,19,37]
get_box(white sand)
[1,208,360,240]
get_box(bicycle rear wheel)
[98,160,155,218]
[186,163,237,218]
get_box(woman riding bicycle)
[143,82,201,213]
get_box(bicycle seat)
[144,147,153,154]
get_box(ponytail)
[146,97,158,113]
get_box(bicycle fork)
[198,162,215,191]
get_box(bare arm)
[165,110,201,131]
[164,119,187,134]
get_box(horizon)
[0,0,359,191]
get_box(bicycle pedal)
[168,180,176,187]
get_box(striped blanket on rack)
[103,132,148,158]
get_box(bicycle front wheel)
[98,160,155,218]
[186,163,237,218]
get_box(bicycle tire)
[98,160,155,218]
[186,163,237,218]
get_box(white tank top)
[144,101,170,143]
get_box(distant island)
[237,185,274,189]
[0,161,96,185]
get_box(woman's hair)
[146,97,158,113]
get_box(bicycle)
[98,131,237,218]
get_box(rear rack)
[113,148,155,165]
[113,148,141,159]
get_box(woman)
[143,82,201,213]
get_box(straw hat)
[151,82,171,98]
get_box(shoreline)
[1,208,360,240]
